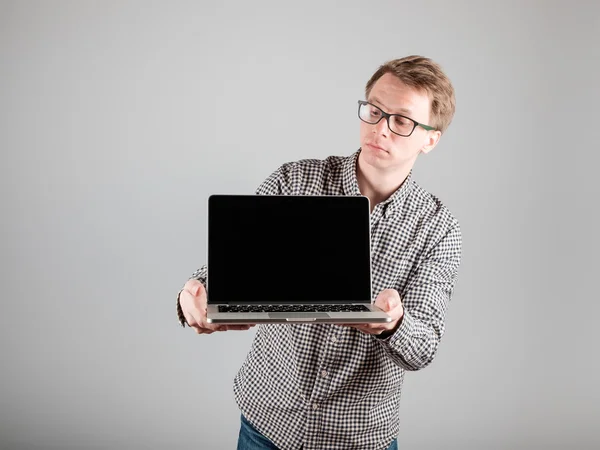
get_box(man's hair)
[365,55,455,134]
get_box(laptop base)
[206,304,392,324]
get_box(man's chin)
[361,147,393,166]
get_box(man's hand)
[341,289,404,336]
[180,279,255,334]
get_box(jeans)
[237,414,398,450]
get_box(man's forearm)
[375,308,443,371]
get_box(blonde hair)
[365,55,456,134]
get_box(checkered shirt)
[179,150,462,450]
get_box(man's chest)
[316,174,422,298]
[369,211,420,298]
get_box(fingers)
[191,324,255,334]
[191,323,225,334]
[353,325,379,335]
[337,323,385,335]
[225,325,256,331]
[192,326,216,335]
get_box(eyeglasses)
[357,100,436,137]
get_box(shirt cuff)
[375,308,416,352]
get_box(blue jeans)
[237,414,398,450]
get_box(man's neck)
[356,154,414,212]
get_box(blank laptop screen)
[207,195,371,303]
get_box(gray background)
[1,0,599,449]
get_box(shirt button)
[321,370,328,378]
[312,402,319,410]
[330,336,338,343]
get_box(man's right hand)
[180,279,255,334]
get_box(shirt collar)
[342,148,414,214]
[342,150,362,197]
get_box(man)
[177,55,462,450]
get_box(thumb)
[193,282,205,297]
[184,279,205,299]
[194,282,207,308]
[379,290,400,311]
[191,281,204,297]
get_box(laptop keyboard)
[218,304,370,313]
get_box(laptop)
[205,194,391,324]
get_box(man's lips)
[366,143,388,152]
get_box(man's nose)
[373,116,389,136]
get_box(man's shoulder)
[278,154,348,173]
[409,179,460,233]
[273,154,350,195]
[258,154,351,196]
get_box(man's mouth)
[367,143,387,153]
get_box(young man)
[177,55,462,450]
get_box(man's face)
[359,73,441,172]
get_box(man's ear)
[420,130,441,155]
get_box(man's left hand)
[340,289,404,336]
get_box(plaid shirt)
[180,150,462,449]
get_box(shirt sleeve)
[255,163,294,196]
[375,223,462,371]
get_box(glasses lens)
[389,115,416,136]
[358,102,382,124]
[359,102,415,136]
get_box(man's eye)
[369,110,381,117]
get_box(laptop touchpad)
[269,313,330,320]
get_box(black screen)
[207,195,371,303]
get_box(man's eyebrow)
[369,97,412,115]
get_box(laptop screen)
[207,195,371,303]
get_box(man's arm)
[375,224,462,371]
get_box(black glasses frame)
[357,100,436,137]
